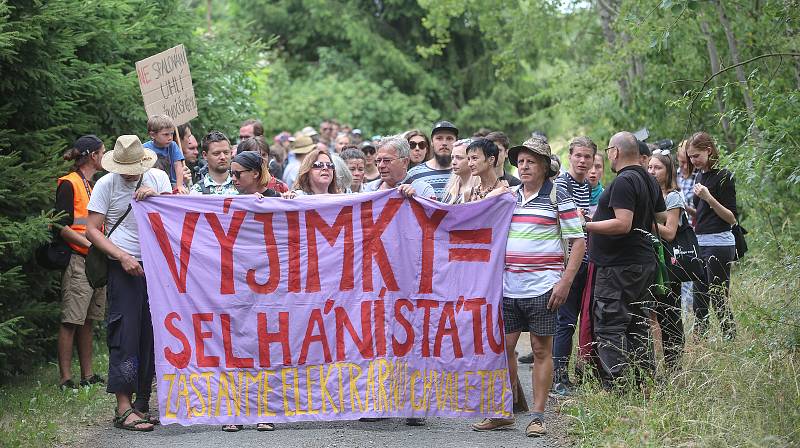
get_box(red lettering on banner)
[416,299,439,357]
[257,312,291,367]
[205,211,246,294]
[192,313,219,367]
[305,207,354,292]
[247,213,281,294]
[462,297,487,355]
[485,303,505,354]
[298,309,332,365]
[334,301,373,361]
[360,199,403,292]
[373,299,387,357]
[449,228,492,244]
[164,312,191,368]
[448,248,491,262]
[392,299,414,356]
[286,211,301,293]
[434,302,463,358]
[409,201,447,294]
[148,212,199,293]
[221,314,254,368]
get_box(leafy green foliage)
[0,0,262,379]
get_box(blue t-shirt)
[143,140,184,185]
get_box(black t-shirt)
[693,168,737,235]
[260,187,280,198]
[55,181,75,227]
[501,171,521,187]
[589,165,666,267]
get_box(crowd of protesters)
[54,113,740,437]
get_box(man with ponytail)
[55,135,107,390]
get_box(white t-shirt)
[87,169,172,260]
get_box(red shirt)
[266,176,289,193]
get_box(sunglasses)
[312,161,335,170]
[409,140,428,150]
[230,169,251,179]
[362,147,376,155]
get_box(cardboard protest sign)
[133,190,516,425]
[135,44,197,125]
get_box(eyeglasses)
[653,149,671,156]
[604,145,617,153]
[311,161,335,170]
[230,169,251,179]
[409,140,428,150]
[375,157,406,165]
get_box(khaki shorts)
[61,253,106,325]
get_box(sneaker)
[471,417,515,431]
[79,374,106,387]
[550,382,573,397]
[405,418,426,426]
[525,417,547,437]
[518,352,534,364]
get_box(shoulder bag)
[732,223,748,260]
[661,208,705,283]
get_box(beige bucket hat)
[102,135,157,175]
[291,135,316,154]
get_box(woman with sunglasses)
[647,150,686,373]
[284,149,340,198]
[230,151,288,198]
[360,142,380,183]
[404,129,433,169]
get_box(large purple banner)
[133,190,515,425]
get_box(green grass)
[0,348,114,447]
[1,256,799,447]
[562,255,800,447]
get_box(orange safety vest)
[57,171,92,256]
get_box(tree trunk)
[712,0,760,140]
[596,0,630,107]
[700,19,735,149]
[206,0,213,34]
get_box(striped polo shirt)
[555,172,590,262]
[504,180,585,298]
[406,163,452,201]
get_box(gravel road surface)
[76,338,571,448]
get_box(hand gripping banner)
[133,189,516,425]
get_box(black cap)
[431,121,459,139]
[73,135,103,156]
[638,140,651,157]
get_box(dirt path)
[74,338,572,448]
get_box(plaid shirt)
[677,167,697,205]
[190,174,239,195]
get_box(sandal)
[134,409,160,425]
[222,424,243,432]
[59,379,78,391]
[114,408,154,432]
[256,422,275,431]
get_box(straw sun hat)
[101,135,157,175]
